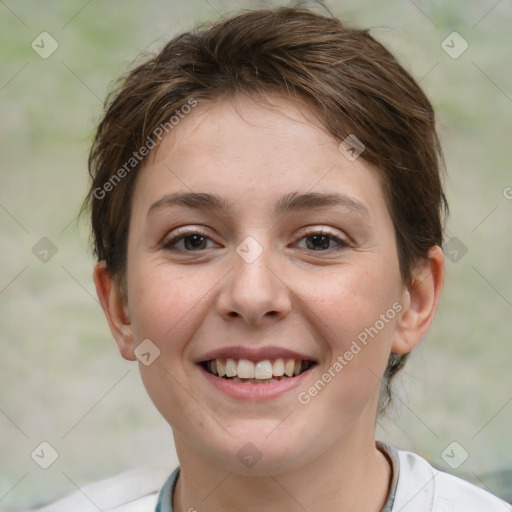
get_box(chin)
[199,422,314,476]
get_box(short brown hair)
[84,6,448,412]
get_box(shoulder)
[393,448,512,512]
[26,465,171,512]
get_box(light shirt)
[31,444,511,511]
[154,443,510,512]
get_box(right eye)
[163,229,219,252]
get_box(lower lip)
[198,365,312,400]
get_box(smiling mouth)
[200,358,316,384]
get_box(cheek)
[294,262,403,418]
[297,262,402,410]
[126,266,217,430]
[304,263,400,345]
[127,265,212,349]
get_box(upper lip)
[196,346,317,364]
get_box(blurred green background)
[1,0,511,509]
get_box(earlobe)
[392,245,445,355]
[93,262,136,361]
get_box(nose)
[216,242,292,326]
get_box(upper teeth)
[208,358,309,379]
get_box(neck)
[172,428,391,512]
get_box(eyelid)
[161,226,216,249]
[165,225,212,239]
[161,225,350,252]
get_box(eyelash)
[162,227,349,253]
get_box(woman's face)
[111,95,413,473]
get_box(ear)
[93,261,136,361]
[392,245,445,355]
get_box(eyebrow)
[148,191,370,218]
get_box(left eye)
[295,232,348,251]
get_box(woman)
[80,6,509,511]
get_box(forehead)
[132,95,388,222]
[151,95,335,170]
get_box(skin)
[94,95,444,512]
